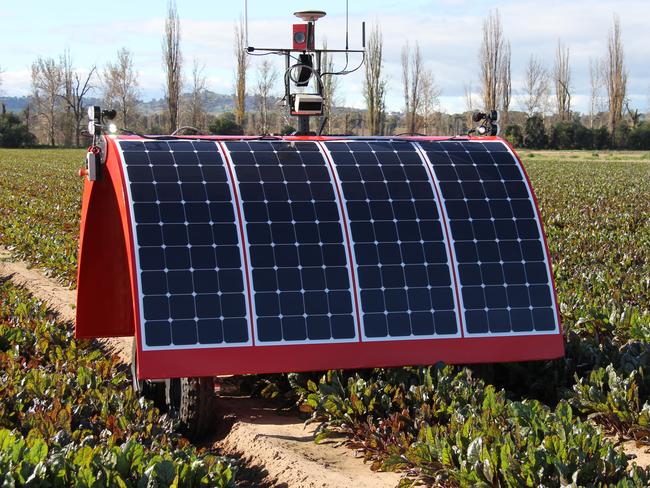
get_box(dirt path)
[0,248,132,362]
[0,248,403,487]
[214,397,400,487]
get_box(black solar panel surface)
[224,141,357,343]
[119,140,249,347]
[324,141,458,339]
[417,140,557,334]
[119,137,558,350]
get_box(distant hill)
[0,90,256,115]
[0,96,31,113]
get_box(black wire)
[321,51,365,77]
[394,132,427,137]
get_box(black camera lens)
[294,31,306,44]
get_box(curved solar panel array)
[117,138,559,352]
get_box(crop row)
[0,279,236,487]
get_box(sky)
[0,0,649,114]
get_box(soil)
[0,248,132,363]
[212,396,401,488]
[0,247,403,487]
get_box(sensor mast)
[246,7,365,135]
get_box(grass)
[1,148,649,485]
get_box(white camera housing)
[292,94,324,116]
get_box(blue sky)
[1,0,649,114]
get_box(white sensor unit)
[86,151,99,181]
[292,94,324,116]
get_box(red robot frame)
[76,135,564,380]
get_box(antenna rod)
[244,0,249,46]
[345,0,349,50]
[362,21,366,48]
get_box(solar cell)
[118,140,251,349]
[223,141,358,344]
[415,140,559,335]
[322,140,459,340]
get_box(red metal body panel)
[76,139,136,338]
[137,334,563,379]
[75,135,565,379]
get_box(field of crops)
[0,147,649,486]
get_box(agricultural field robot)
[75,10,563,438]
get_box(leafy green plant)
[571,365,650,440]
[0,280,236,487]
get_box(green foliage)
[628,123,650,150]
[549,120,601,150]
[503,124,523,147]
[280,125,297,135]
[593,126,611,149]
[305,366,650,486]
[208,112,243,135]
[0,281,236,487]
[0,112,36,148]
[524,115,548,149]
[571,365,650,439]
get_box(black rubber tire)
[131,340,166,411]
[166,377,216,441]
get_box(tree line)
[1,5,648,149]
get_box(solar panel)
[82,135,564,378]
[222,141,357,344]
[322,140,459,340]
[415,140,559,335]
[118,140,251,349]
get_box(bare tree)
[401,41,423,134]
[589,58,603,129]
[479,10,504,112]
[520,55,549,117]
[255,60,278,134]
[162,0,183,133]
[186,59,207,130]
[59,51,96,147]
[103,48,139,128]
[234,17,249,128]
[60,51,75,146]
[463,81,477,127]
[553,39,571,121]
[321,41,340,134]
[604,14,627,141]
[31,57,64,146]
[498,41,511,126]
[363,23,387,135]
[625,101,641,128]
[419,69,441,135]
